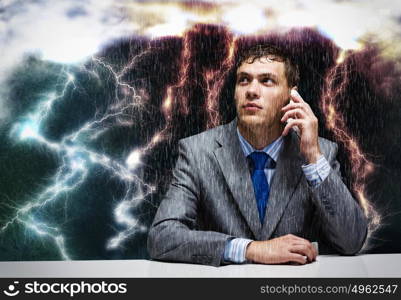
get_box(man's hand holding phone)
[281,89,322,164]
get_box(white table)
[0,254,400,278]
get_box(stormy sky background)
[0,0,400,260]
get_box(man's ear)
[285,86,297,105]
[288,85,297,94]
[287,86,297,103]
[289,85,298,97]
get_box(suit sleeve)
[309,141,368,255]
[147,140,235,266]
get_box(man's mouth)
[243,103,262,111]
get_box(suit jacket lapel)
[261,130,304,240]
[213,119,262,239]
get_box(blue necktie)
[249,152,274,224]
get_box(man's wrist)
[302,155,330,187]
[245,241,258,262]
[304,149,322,164]
[224,238,253,263]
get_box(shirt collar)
[236,127,284,163]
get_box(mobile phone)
[286,98,301,137]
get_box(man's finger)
[282,102,307,112]
[290,244,316,262]
[288,253,308,265]
[285,234,314,245]
[292,239,317,261]
[281,108,307,123]
[282,102,314,117]
[290,89,305,103]
[288,235,317,260]
[282,119,303,136]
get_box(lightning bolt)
[321,49,381,248]
[161,25,236,132]
[203,35,235,129]
[1,46,171,258]
[159,27,199,139]
[160,35,192,125]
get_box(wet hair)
[235,44,300,87]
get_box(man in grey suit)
[147,45,368,266]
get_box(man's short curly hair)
[235,45,300,87]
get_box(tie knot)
[249,152,274,170]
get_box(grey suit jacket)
[147,119,368,266]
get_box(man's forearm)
[148,219,235,266]
[310,166,368,254]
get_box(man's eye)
[262,78,275,84]
[237,77,249,84]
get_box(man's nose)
[245,80,260,100]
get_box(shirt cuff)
[301,155,331,187]
[223,238,253,263]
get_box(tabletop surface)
[0,254,400,278]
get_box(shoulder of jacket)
[179,123,226,148]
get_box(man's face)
[234,56,291,129]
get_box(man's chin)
[238,114,266,128]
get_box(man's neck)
[237,121,283,150]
